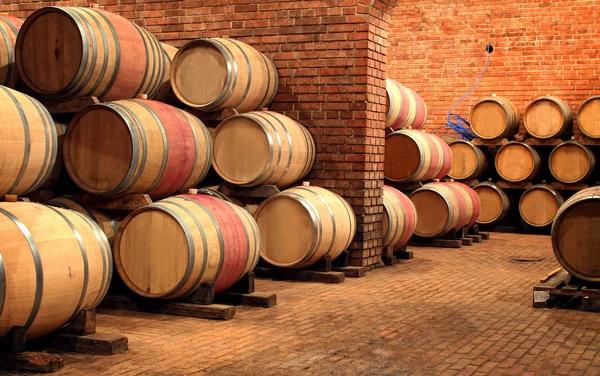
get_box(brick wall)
[1,0,396,267]
[387,0,600,138]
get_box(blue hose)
[440,48,491,140]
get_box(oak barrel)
[254,186,356,269]
[519,184,563,228]
[0,202,112,340]
[16,6,167,101]
[552,186,600,281]
[63,99,212,199]
[114,194,261,297]
[473,182,510,225]
[385,79,428,130]
[409,182,472,238]
[384,130,452,182]
[45,196,119,243]
[212,111,315,189]
[495,142,541,182]
[40,122,67,189]
[524,96,572,139]
[448,140,487,180]
[470,96,520,139]
[549,141,596,184]
[171,38,278,113]
[153,42,178,103]
[0,86,57,197]
[382,185,417,249]
[0,16,23,88]
[577,96,600,138]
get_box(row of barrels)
[471,94,600,140]
[1,7,278,113]
[449,140,596,184]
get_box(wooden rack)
[254,255,346,283]
[533,269,600,311]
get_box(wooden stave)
[470,96,520,139]
[495,141,541,182]
[382,185,417,249]
[446,181,480,228]
[519,184,564,228]
[448,140,487,180]
[63,99,212,199]
[211,111,315,189]
[170,38,278,113]
[428,134,452,179]
[577,96,600,139]
[438,182,471,230]
[15,7,166,101]
[410,183,460,238]
[0,86,58,197]
[551,187,600,282]
[40,122,67,189]
[523,96,572,139]
[384,130,433,182]
[0,15,23,88]
[0,202,111,340]
[548,141,596,184]
[473,182,510,225]
[254,186,356,269]
[44,196,119,243]
[385,79,428,130]
[406,87,427,130]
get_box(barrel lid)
[384,131,423,182]
[410,187,451,237]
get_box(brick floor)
[11,233,600,375]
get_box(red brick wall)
[1,0,394,267]
[387,0,600,138]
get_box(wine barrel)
[384,130,452,182]
[63,99,212,199]
[114,194,260,298]
[0,16,23,88]
[519,184,563,228]
[385,79,428,130]
[552,186,600,281]
[382,185,417,249]
[473,182,510,225]
[448,140,487,180]
[470,96,520,139]
[495,142,541,182]
[524,96,572,139]
[0,86,57,197]
[446,181,480,227]
[212,111,315,188]
[254,186,356,269]
[153,42,178,103]
[40,122,67,189]
[45,196,119,242]
[16,6,167,101]
[0,202,112,340]
[171,38,278,113]
[577,96,600,138]
[549,141,596,184]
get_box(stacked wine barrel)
[385,79,428,130]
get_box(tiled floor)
[19,233,600,375]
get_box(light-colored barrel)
[0,85,57,197]
[552,187,600,282]
[446,181,480,228]
[549,141,596,184]
[171,38,278,113]
[448,140,487,180]
[0,202,112,340]
[577,96,600,138]
[409,183,466,238]
[254,186,356,269]
[0,16,23,88]
[519,184,563,228]
[384,130,452,182]
[114,194,260,298]
[385,78,427,130]
[45,196,119,243]
[495,142,541,182]
[153,42,178,103]
[473,182,510,225]
[470,96,520,139]
[16,6,167,101]
[382,185,417,249]
[212,111,315,189]
[63,99,212,199]
[524,96,572,139]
